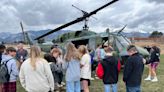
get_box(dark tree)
[149,31,163,38]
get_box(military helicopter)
[33,0,149,65]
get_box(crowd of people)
[0,42,161,92]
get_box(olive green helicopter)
[22,0,149,65]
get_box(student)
[64,42,81,92]
[123,45,144,92]
[145,46,160,82]
[78,45,91,92]
[1,47,19,92]
[0,44,6,92]
[45,47,64,90]
[19,46,54,92]
[96,46,121,92]
[16,42,28,69]
[94,44,106,62]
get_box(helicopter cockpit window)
[116,36,131,52]
[103,36,114,46]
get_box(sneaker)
[90,77,95,80]
[61,82,65,86]
[151,78,158,82]
[144,77,151,81]
[95,76,99,79]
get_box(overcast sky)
[0,0,164,34]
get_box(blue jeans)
[66,81,80,92]
[104,84,118,92]
[126,86,141,92]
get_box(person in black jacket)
[96,46,121,92]
[123,45,144,92]
[144,46,160,82]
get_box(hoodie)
[96,55,121,84]
[1,55,19,82]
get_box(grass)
[17,55,164,92]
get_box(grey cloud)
[148,0,164,3]
[0,0,164,33]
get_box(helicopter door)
[89,38,96,50]
[72,39,89,48]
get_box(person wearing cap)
[123,45,144,92]
[1,47,19,92]
[96,46,121,92]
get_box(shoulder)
[83,54,90,58]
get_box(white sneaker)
[151,78,158,82]
[144,77,151,81]
[90,77,95,80]
[61,82,65,86]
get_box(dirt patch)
[134,41,164,54]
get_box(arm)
[11,59,19,76]
[80,55,86,68]
[44,61,54,91]
[96,63,104,79]
[19,64,26,89]
[123,58,133,82]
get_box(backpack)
[0,58,13,83]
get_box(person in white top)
[78,45,91,92]
[19,46,54,92]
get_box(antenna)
[72,5,97,30]
[117,25,127,34]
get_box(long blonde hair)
[30,45,41,70]
[78,45,88,56]
[65,42,80,61]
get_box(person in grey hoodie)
[1,47,19,92]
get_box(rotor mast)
[35,0,119,40]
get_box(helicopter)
[52,25,149,65]
[19,0,119,53]
[33,0,149,65]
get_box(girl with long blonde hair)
[64,42,81,92]
[78,45,91,92]
[19,45,54,92]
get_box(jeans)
[126,86,141,92]
[104,84,117,92]
[66,81,80,92]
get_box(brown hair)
[51,48,61,55]
[65,42,80,61]
[104,46,113,53]
[78,45,88,55]
[6,47,16,54]
[30,45,41,70]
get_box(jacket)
[63,59,81,82]
[1,55,19,82]
[123,53,144,87]
[19,58,54,92]
[96,55,121,84]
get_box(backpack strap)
[4,58,14,76]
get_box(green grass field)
[17,55,164,92]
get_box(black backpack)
[0,58,13,83]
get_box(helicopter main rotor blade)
[20,22,26,43]
[35,0,119,40]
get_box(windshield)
[116,36,131,52]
